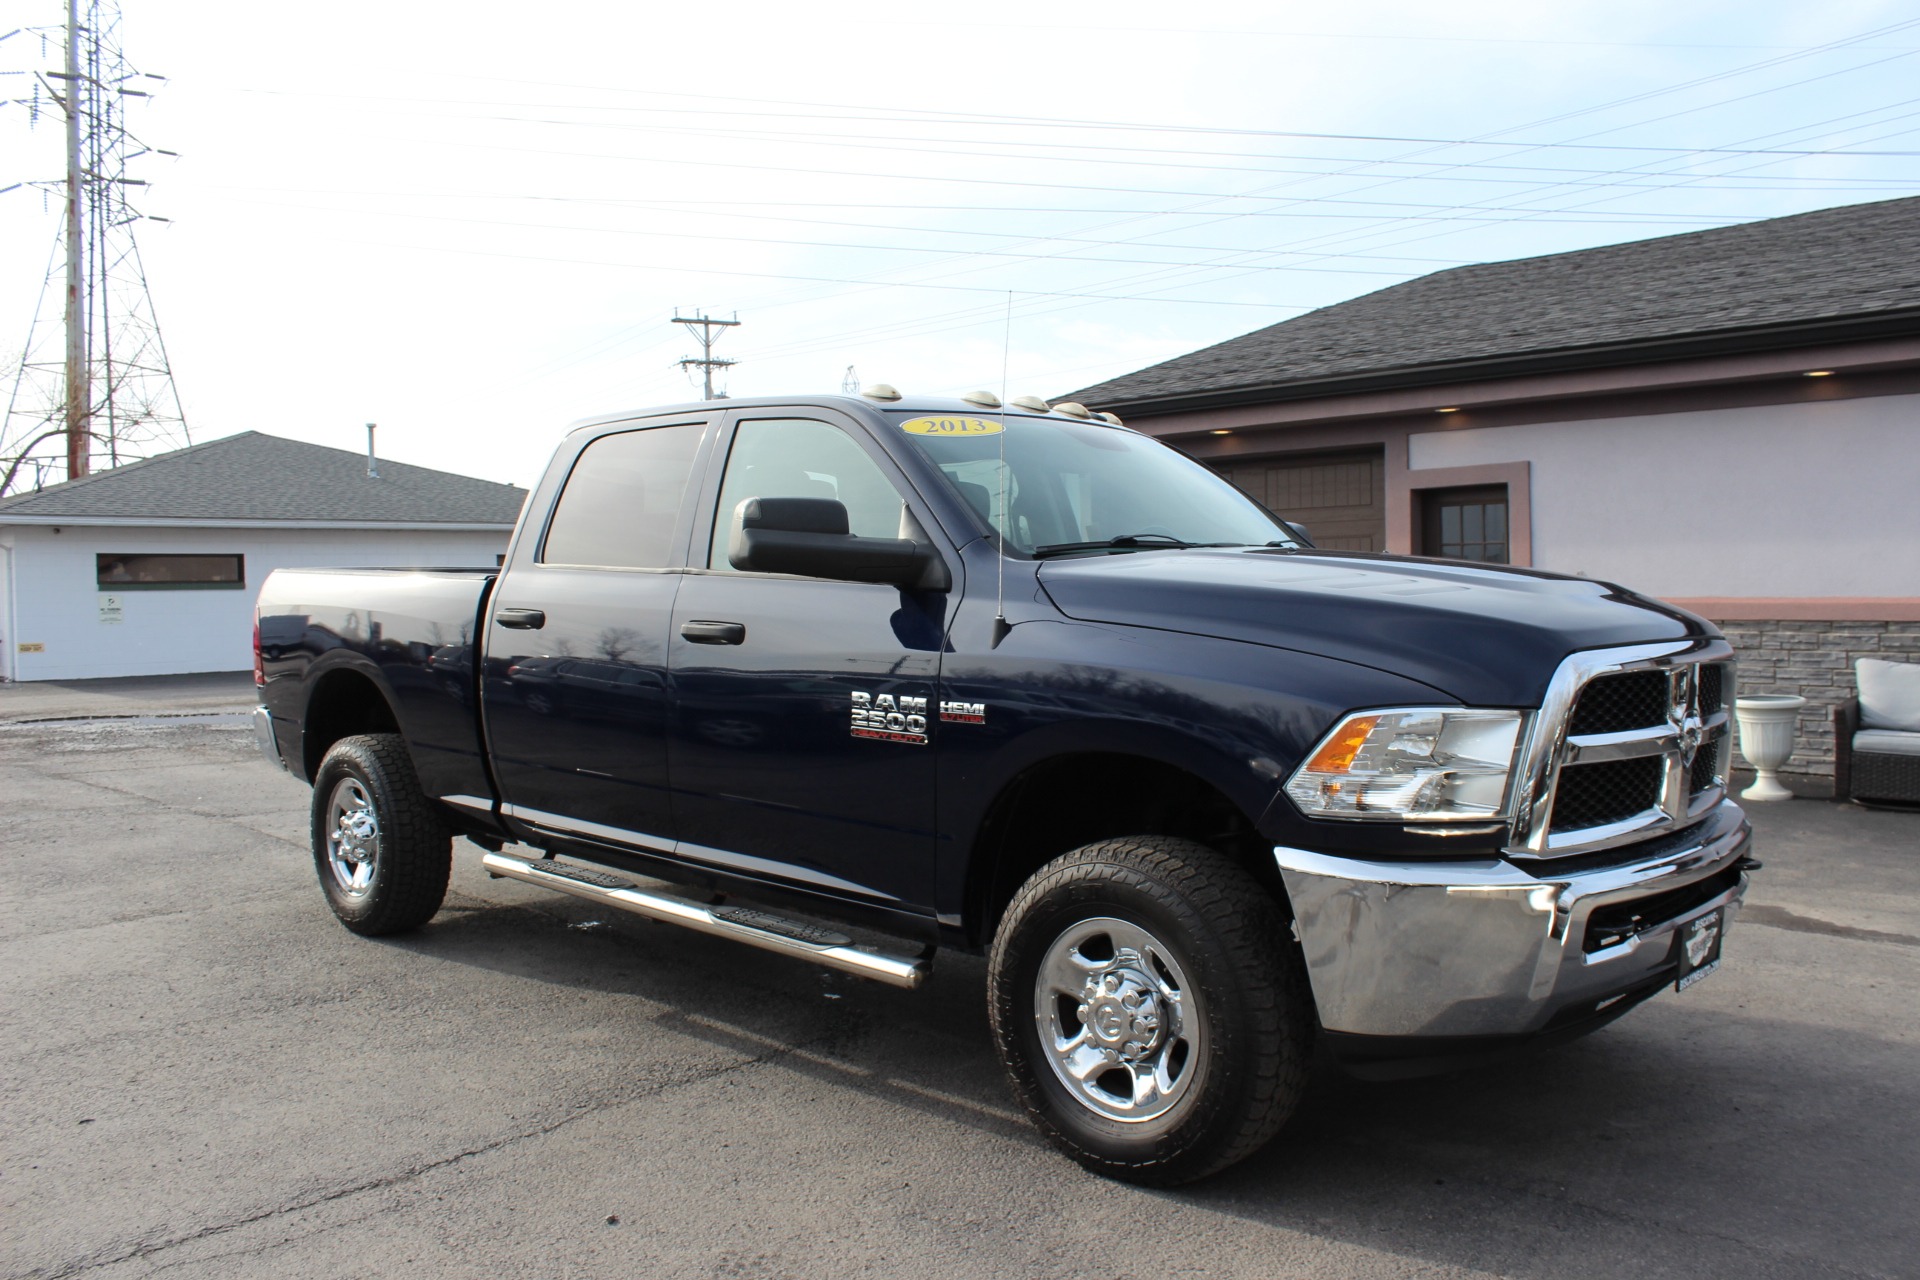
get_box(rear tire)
[988,836,1312,1185]
[310,733,451,936]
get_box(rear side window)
[541,423,704,568]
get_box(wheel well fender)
[301,662,402,781]
[962,750,1289,948]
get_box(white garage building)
[0,431,526,682]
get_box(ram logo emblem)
[850,692,929,745]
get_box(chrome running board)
[481,851,930,990]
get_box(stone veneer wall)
[1712,618,1920,792]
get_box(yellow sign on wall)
[897,415,1003,437]
[17,642,44,653]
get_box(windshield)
[893,413,1294,556]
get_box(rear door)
[483,416,714,848]
[666,410,953,911]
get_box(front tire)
[988,836,1312,1185]
[310,734,451,936]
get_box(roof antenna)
[365,422,379,479]
[991,292,1012,649]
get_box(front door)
[483,418,712,847]
[667,413,950,911]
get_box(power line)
[674,311,739,400]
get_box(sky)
[3,0,1919,489]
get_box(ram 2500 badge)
[253,391,1755,1184]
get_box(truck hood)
[1036,548,1710,707]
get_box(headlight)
[1284,708,1524,822]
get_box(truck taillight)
[253,619,265,687]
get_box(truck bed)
[256,567,498,803]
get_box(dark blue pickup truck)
[253,391,1754,1184]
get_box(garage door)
[1217,449,1385,552]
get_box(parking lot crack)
[19,1034,831,1280]
[24,768,306,851]
[1740,903,1920,948]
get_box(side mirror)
[1282,520,1314,547]
[729,497,948,590]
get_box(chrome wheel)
[1033,916,1204,1124]
[324,776,380,899]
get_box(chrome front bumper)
[253,705,287,772]
[1275,800,1751,1039]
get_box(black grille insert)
[1568,671,1669,736]
[1697,664,1726,717]
[1552,756,1663,832]
[1688,734,1725,796]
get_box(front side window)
[96,553,244,589]
[896,414,1292,555]
[541,423,705,569]
[708,419,906,570]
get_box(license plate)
[1676,909,1725,991]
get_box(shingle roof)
[0,431,527,524]
[1067,195,1920,413]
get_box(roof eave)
[0,516,519,530]
[1081,307,1920,418]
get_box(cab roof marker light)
[1009,394,1051,413]
[860,384,902,402]
[961,389,1002,408]
[1096,411,1124,426]
[1053,402,1093,419]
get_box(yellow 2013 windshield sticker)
[898,415,1003,436]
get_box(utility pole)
[1,0,188,497]
[674,311,740,400]
[62,0,87,481]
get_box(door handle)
[494,607,546,630]
[681,619,745,645]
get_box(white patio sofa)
[1834,657,1920,807]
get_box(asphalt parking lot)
[2,685,1916,1279]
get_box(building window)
[1420,486,1509,564]
[96,553,245,589]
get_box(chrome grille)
[1509,640,1736,859]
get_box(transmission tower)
[1,0,189,497]
[673,310,739,401]
[841,365,859,394]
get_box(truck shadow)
[395,893,1915,1279]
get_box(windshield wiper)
[1032,533,1229,558]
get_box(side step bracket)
[481,851,930,990]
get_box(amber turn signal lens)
[1304,715,1379,774]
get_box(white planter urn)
[1734,694,1808,802]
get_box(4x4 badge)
[850,692,928,745]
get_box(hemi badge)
[940,701,986,725]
